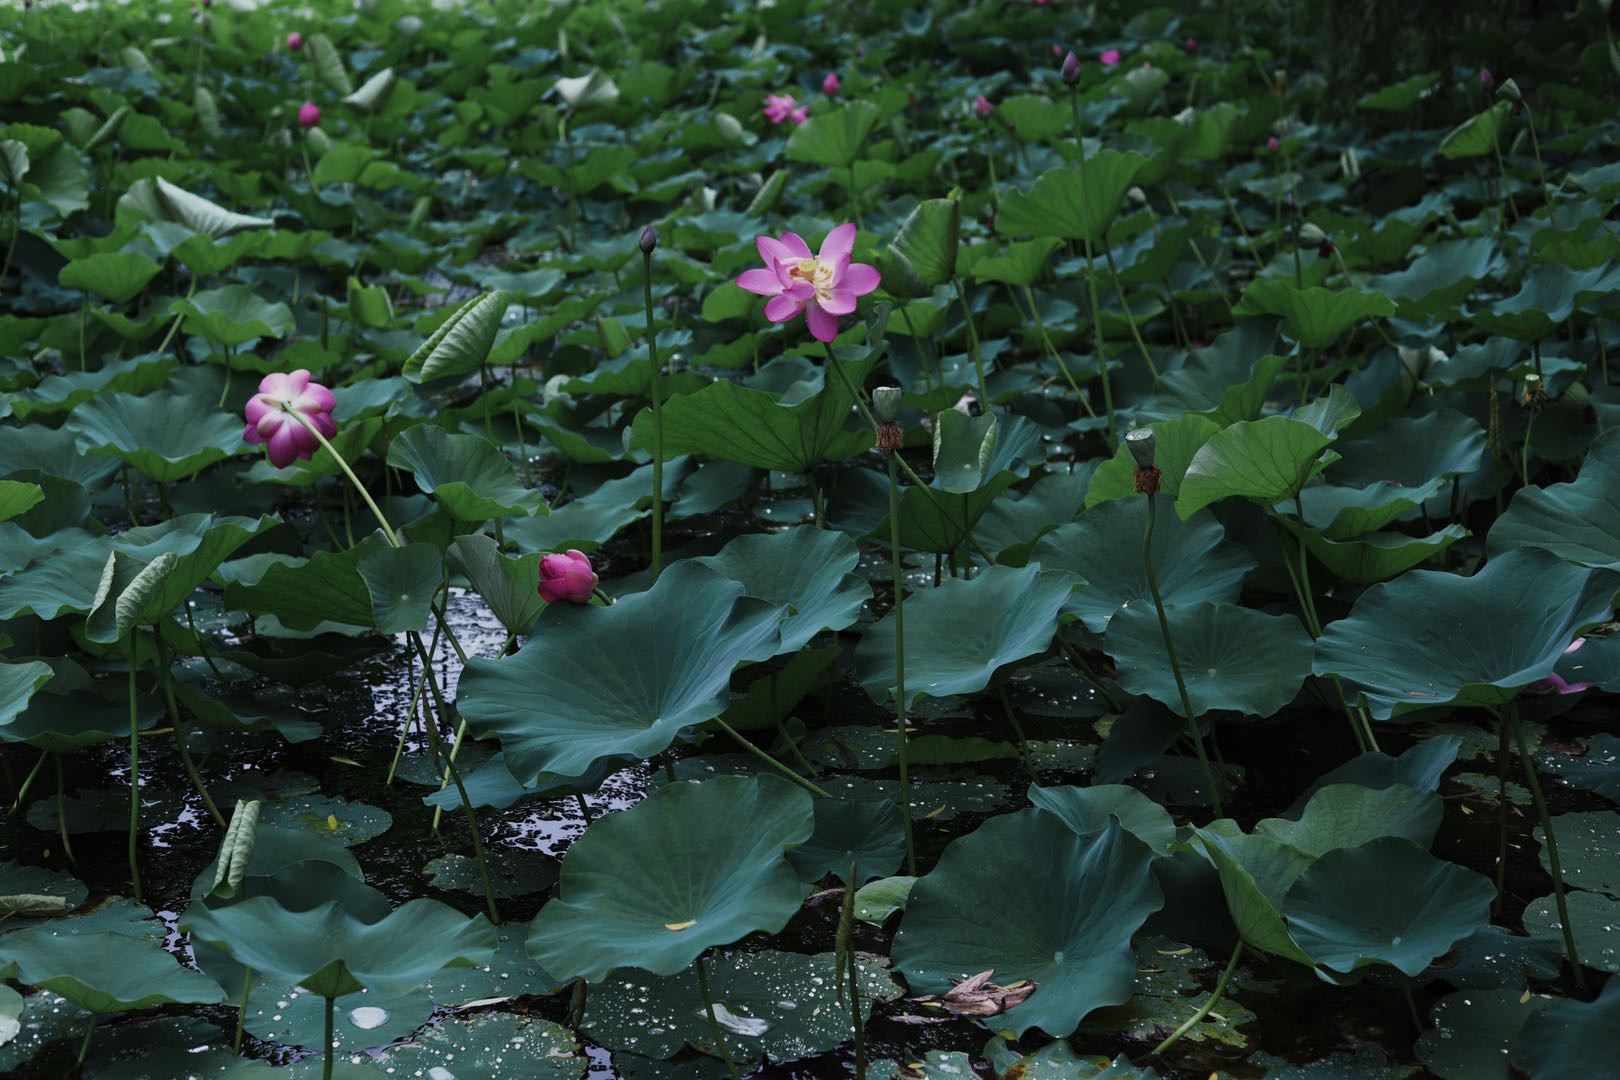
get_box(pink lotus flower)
[287,31,302,51]
[974,94,992,118]
[298,102,321,129]
[1051,43,1063,56]
[1480,67,1494,88]
[243,369,336,469]
[822,71,840,95]
[763,94,798,124]
[736,223,881,343]
[790,105,808,124]
[1100,48,1122,67]
[1527,639,1592,695]
[1266,135,1280,153]
[538,550,597,605]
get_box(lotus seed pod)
[1133,465,1162,495]
[872,386,903,423]
[1125,427,1157,469]
[1298,223,1328,248]
[639,226,658,255]
[1521,373,1545,408]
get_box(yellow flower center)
[788,256,836,300]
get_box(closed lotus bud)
[639,226,658,255]
[1266,135,1280,153]
[1298,223,1329,248]
[872,386,902,423]
[974,94,992,118]
[1061,51,1081,85]
[1497,77,1522,103]
[1521,373,1545,408]
[1125,428,1157,469]
[539,550,598,605]
[298,101,321,129]
[287,32,302,51]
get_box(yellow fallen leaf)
[1158,946,1195,956]
[665,919,696,931]
[1521,988,1532,1004]
[326,814,339,831]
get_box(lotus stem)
[1101,246,1158,384]
[695,953,741,1080]
[10,748,46,814]
[1509,702,1585,989]
[1149,936,1240,1058]
[1057,639,1125,713]
[1143,494,1224,818]
[951,278,991,410]
[54,755,74,865]
[1495,709,1510,912]
[887,452,918,876]
[643,242,665,580]
[996,685,1035,777]
[321,994,335,1080]
[385,618,439,786]
[430,631,515,833]
[710,715,830,799]
[234,967,252,1052]
[1401,975,1424,1032]
[1022,285,1094,418]
[76,1014,97,1067]
[127,630,143,902]
[154,629,226,828]
[1069,87,1115,452]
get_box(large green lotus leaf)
[874,414,1044,554]
[0,930,223,1013]
[1189,827,1315,964]
[117,513,279,615]
[1026,783,1176,855]
[219,536,385,632]
[694,526,869,653]
[855,565,1081,706]
[583,949,900,1065]
[1295,480,1449,538]
[1367,237,1496,316]
[1106,602,1312,718]
[1143,334,1288,428]
[357,543,442,634]
[386,424,542,520]
[1327,410,1487,490]
[1417,988,1546,1080]
[888,198,959,289]
[503,463,654,554]
[974,468,1090,565]
[172,285,294,347]
[1176,416,1334,519]
[115,177,272,237]
[1313,548,1620,719]
[1033,500,1253,632]
[528,775,812,982]
[787,795,906,884]
[57,250,161,304]
[785,100,880,168]
[182,896,494,999]
[1285,520,1470,585]
[1282,837,1495,976]
[972,237,1062,288]
[995,153,1147,244]
[1489,428,1620,569]
[1512,974,1620,1079]
[1358,72,1441,110]
[1522,890,1620,973]
[1533,811,1620,898]
[1233,281,1395,348]
[892,813,1163,1038]
[403,291,511,383]
[458,561,784,782]
[448,533,544,636]
[0,423,120,487]
[1468,262,1620,341]
[67,391,244,482]
[367,1013,587,1079]
[1438,101,1509,159]
[11,354,176,423]
[1087,414,1221,507]
[1256,783,1442,856]
[931,410,1000,494]
[0,662,51,730]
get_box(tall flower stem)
[886,450,918,875]
[1509,702,1585,988]
[1495,709,1510,911]
[54,755,75,865]
[710,715,830,799]
[642,240,665,581]
[695,953,741,1080]
[127,629,143,901]
[951,277,991,410]
[1069,87,1116,451]
[1142,494,1223,817]
[321,994,335,1080]
[1150,936,1241,1057]
[154,630,226,828]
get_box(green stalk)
[1101,246,1159,383]
[643,244,665,580]
[10,749,46,814]
[1069,86,1116,451]
[1143,494,1223,817]
[127,630,142,902]
[154,629,226,828]
[234,967,252,1052]
[1022,285,1095,417]
[1150,937,1241,1057]
[887,451,917,876]
[695,954,741,1080]
[76,1015,97,1067]
[1510,702,1584,988]
[429,632,515,832]
[54,755,75,865]
[995,684,1035,777]
[1495,709,1510,911]
[710,715,830,799]
[951,277,991,410]
[321,995,335,1080]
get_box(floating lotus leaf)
[368,1013,588,1078]
[1033,500,1253,632]
[1533,811,1620,897]
[855,565,1082,707]
[1176,416,1335,519]
[0,930,224,1013]
[1417,989,1545,1080]
[1313,548,1620,719]
[1256,783,1443,856]
[1106,601,1313,718]
[386,424,544,520]
[1489,428,1620,569]
[171,284,293,347]
[459,561,784,782]
[995,153,1146,244]
[1512,975,1620,1079]
[1233,281,1396,348]
[528,776,813,983]
[892,813,1163,1038]
[1522,890,1620,973]
[695,526,869,653]
[1282,836,1495,976]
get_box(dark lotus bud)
[1319,237,1336,257]
[872,386,902,423]
[639,226,658,254]
[1133,465,1162,495]
[1061,52,1081,85]
[876,421,904,452]
[1125,428,1157,469]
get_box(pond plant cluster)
[2,0,1620,1076]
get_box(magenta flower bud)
[1100,48,1122,67]
[789,105,808,125]
[287,31,302,51]
[298,102,321,129]
[1479,67,1494,88]
[822,71,840,95]
[1051,43,1063,56]
[243,369,337,469]
[1061,51,1082,85]
[1266,135,1280,153]
[639,226,658,254]
[736,223,881,343]
[974,94,992,118]
[1184,37,1198,53]
[538,550,598,605]
[762,93,798,125]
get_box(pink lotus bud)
[242,369,337,469]
[538,550,598,605]
[1061,51,1081,85]
[1266,135,1280,153]
[822,71,840,95]
[762,93,797,125]
[974,94,992,118]
[1100,48,1122,67]
[789,105,809,125]
[287,31,302,51]
[1051,43,1063,56]
[1479,67,1494,88]
[298,102,321,129]
[1184,37,1198,53]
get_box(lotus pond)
[3,0,1620,1077]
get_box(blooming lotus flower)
[243,369,336,469]
[539,549,597,605]
[974,94,993,118]
[763,94,798,124]
[298,102,321,129]
[822,71,840,95]
[1266,135,1280,153]
[1527,639,1592,695]
[287,31,302,51]
[737,223,881,343]
[1100,48,1122,67]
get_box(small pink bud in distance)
[1480,67,1494,87]
[1100,48,1122,67]
[287,31,302,51]
[822,71,840,95]
[1266,135,1280,152]
[1184,37,1198,53]
[539,550,598,605]
[974,94,992,118]
[298,102,321,128]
